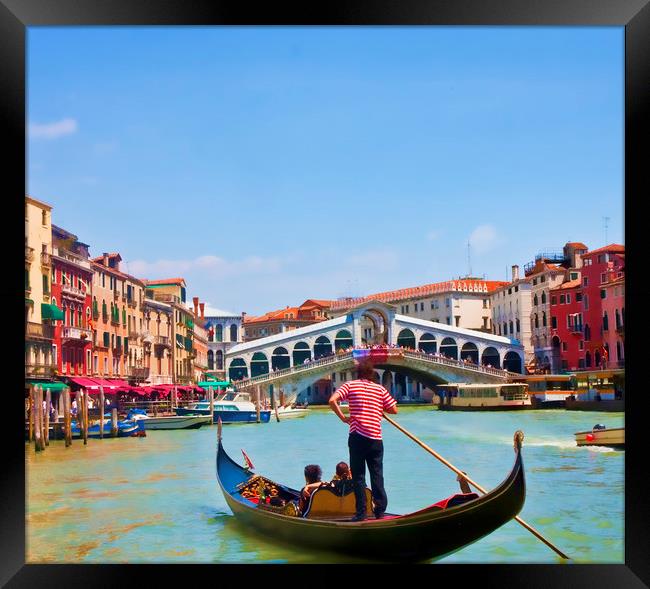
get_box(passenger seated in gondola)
[299,464,328,512]
[330,461,354,496]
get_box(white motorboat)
[275,405,310,419]
[127,410,212,430]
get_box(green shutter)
[184,337,192,351]
[103,332,110,347]
[122,308,126,325]
[124,337,129,353]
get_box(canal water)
[25,407,624,564]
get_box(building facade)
[490,265,534,363]
[203,308,244,381]
[190,298,209,383]
[90,253,146,382]
[25,196,57,382]
[143,279,194,384]
[142,292,174,385]
[243,299,333,342]
[549,278,583,371]
[51,225,93,378]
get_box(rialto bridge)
[225,301,525,403]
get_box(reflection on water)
[26,407,624,564]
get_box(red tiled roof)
[91,253,122,262]
[552,279,581,291]
[566,242,588,249]
[144,278,186,286]
[582,244,625,257]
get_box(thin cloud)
[29,118,78,140]
[468,224,502,254]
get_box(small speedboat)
[275,405,310,419]
[574,424,624,449]
[127,409,212,430]
[176,390,271,423]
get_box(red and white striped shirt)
[336,379,397,440]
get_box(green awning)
[41,303,64,320]
[197,381,230,389]
[26,381,68,392]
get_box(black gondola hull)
[216,437,526,562]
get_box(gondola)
[215,427,527,562]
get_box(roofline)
[26,195,53,211]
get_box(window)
[516,319,520,332]
[534,314,539,328]
[600,289,607,299]
[508,288,512,295]
[584,324,591,341]
[600,273,607,284]
[42,274,49,295]
[576,293,582,302]
[560,295,565,304]
[583,295,589,310]
[551,296,556,305]
[420,302,424,311]
[542,312,547,327]
[483,299,488,308]
[103,332,110,347]
[430,301,435,309]
[541,275,545,283]
[514,285,519,292]
[551,316,557,329]
[534,294,538,306]
[566,294,571,304]
[533,278,537,285]
[570,272,578,280]
[562,342,567,352]
[579,340,584,351]
[101,273,105,288]
[598,254,607,263]
[405,305,410,313]
[583,277,589,287]
[52,344,57,365]
[541,292,546,304]
[603,312,609,331]
[42,210,47,225]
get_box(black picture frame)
[4,0,648,586]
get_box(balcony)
[127,297,137,308]
[40,252,51,267]
[25,245,34,262]
[26,322,54,340]
[113,343,123,355]
[25,363,55,378]
[153,335,171,348]
[128,329,142,341]
[110,315,121,326]
[113,289,120,300]
[127,367,150,381]
[61,326,93,341]
[52,246,91,270]
[154,293,181,304]
[62,283,87,300]
[569,325,583,335]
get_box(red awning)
[68,377,100,389]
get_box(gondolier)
[328,358,398,521]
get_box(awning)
[26,380,67,392]
[41,303,64,320]
[197,380,230,389]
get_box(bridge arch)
[397,328,416,349]
[293,341,311,366]
[334,330,353,351]
[250,352,269,377]
[439,337,458,360]
[228,358,248,380]
[481,346,500,368]
[314,335,332,359]
[418,332,437,354]
[503,351,522,373]
[271,346,290,370]
[460,342,479,364]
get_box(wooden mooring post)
[270,384,280,422]
[255,386,261,423]
[34,386,44,452]
[209,386,214,425]
[64,387,72,447]
[28,385,34,443]
[44,387,51,446]
[111,408,118,437]
[83,389,89,445]
[99,386,105,439]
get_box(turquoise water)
[26,407,624,563]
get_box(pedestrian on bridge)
[328,358,398,521]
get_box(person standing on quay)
[328,358,398,521]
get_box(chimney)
[199,302,205,319]
[103,252,109,267]
[512,265,520,282]
[193,296,199,318]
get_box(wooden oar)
[383,412,570,560]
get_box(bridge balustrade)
[231,347,519,390]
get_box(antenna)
[603,216,610,245]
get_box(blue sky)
[27,27,624,315]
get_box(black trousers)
[348,432,387,517]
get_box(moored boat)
[436,383,532,411]
[127,409,212,430]
[215,428,527,562]
[176,390,271,423]
[68,415,146,438]
[512,374,576,408]
[574,424,624,449]
[275,405,310,419]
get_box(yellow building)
[142,291,174,385]
[143,279,194,384]
[190,297,209,382]
[25,196,60,381]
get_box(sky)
[27,26,624,316]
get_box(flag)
[241,449,255,470]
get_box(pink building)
[601,271,625,368]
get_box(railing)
[127,297,137,308]
[232,347,519,390]
[53,247,91,269]
[102,312,109,323]
[25,246,34,262]
[40,252,51,267]
[154,293,181,304]
[128,330,141,340]
[62,326,93,341]
[127,367,150,380]
[154,335,170,346]
[62,283,87,298]
[26,322,54,339]
[113,289,120,300]
[569,325,583,334]
[110,316,120,326]
[25,363,55,377]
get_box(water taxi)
[275,405,310,419]
[574,424,624,449]
[126,409,212,430]
[513,374,576,408]
[436,383,531,411]
[176,390,271,423]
